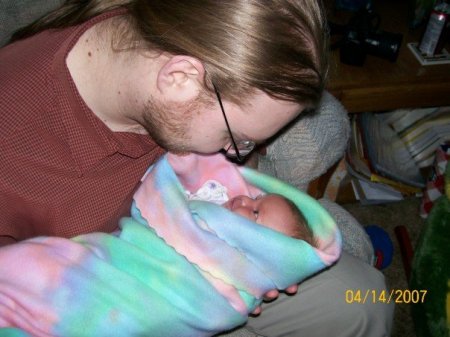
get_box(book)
[408,43,450,66]
[359,112,426,188]
[346,161,420,196]
[346,116,372,178]
[390,107,450,168]
[351,177,404,205]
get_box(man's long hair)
[11,0,329,106]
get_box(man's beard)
[141,94,210,155]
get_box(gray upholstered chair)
[259,91,374,265]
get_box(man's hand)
[250,284,299,316]
[264,284,298,301]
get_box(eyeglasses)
[212,83,256,162]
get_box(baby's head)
[223,193,316,247]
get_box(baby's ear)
[156,55,205,103]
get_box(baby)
[223,193,316,247]
[0,153,340,337]
[186,179,316,247]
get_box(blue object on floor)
[365,225,394,269]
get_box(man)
[0,0,393,335]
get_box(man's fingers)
[263,289,279,301]
[250,306,262,316]
[285,284,298,295]
[262,284,298,303]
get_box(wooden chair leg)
[307,161,340,199]
[394,225,414,282]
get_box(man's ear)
[156,55,205,102]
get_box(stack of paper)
[345,112,425,204]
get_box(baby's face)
[222,194,297,236]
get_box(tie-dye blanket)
[0,153,341,337]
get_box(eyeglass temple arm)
[212,83,243,162]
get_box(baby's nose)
[239,195,255,207]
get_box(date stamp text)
[345,289,427,304]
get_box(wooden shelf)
[325,0,450,113]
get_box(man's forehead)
[248,92,302,110]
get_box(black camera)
[330,7,403,66]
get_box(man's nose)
[222,142,232,152]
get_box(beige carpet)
[343,197,426,337]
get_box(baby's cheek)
[232,207,253,221]
[222,200,232,209]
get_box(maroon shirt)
[0,12,165,242]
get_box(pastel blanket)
[0,153,341,337]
